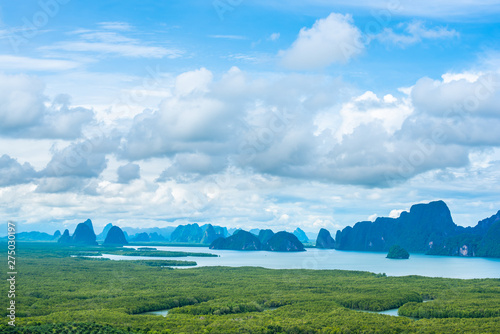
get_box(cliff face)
[58,229,71,244]
[263,232,305,252]
[258,229,274,244]
[103,226,128,246]
[70,220,98,245]
[333,201,500,257]
[316,228,335,249]
[201,224,225,244]
[210,230,305,252]
[335,201,456,252]
[427,210,500,257]
[293,228,309,243]
[97,223,113,241]
[209,230,262,250]
[170,224,203,243]
[466,210,500,236]
[477,219,500,257]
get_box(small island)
[386,245,410,259]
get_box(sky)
[0,0,500,235]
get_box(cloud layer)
[280,13,364,69]
[1,8,499,233]
[0,74,94,139]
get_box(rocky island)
[386,245,410,259]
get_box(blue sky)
[0,0,500,234]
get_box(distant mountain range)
[3,200,499,258]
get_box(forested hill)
[334,200,500,257]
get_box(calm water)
[143,310,169,317]
[101,246,500,279]
[358,308,399,316]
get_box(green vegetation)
[1,322,135,334]
[129,260,197,267]
[1,242,499,333]
[128,242,210,247]
[386,245,410,259]
[477,220,500,257]
[102,248,218,257]
[42,244,216,258]
[426,234,482,256]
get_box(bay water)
[96,246,500,279]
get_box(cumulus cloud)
[279,13,363,70]
[116,66,496,188]
[35,176,86,193]
[315,90,413,142]
[28,66,495,193]
[28,94,95,139]
[120,67,344,166]
[0,74,94,139]
[2,66,498,230]
[175,67,213,96]
[403,71,500,148]
[120,68,238,160]
[236,86,476,187]
[411,72,500,118]
[41,136,118,179]
[0,155,37,187]
[117,163,141,184]
[0,74,45,131]
[157,153,225,182]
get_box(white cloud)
[269,33,280,41]
[279,13,363,70]
[225,53,272,64]
[315,90,413,142]
[29,94,95,139]
[389,209,404,218]
[43,41,179,58]
[0,74,94,139]
[441,72,482,83]
[157,153,226,182]
[117,163,141,184]
[98,22,132,31]
[2,66,500,231]
[411,72,500,119]
[41,134,120,181]
[375,21,459,46]
[175,68,213,96]
[116,67,498,189]
[0,55,80,71]
[41,30,182,58]
[0,155,37,187]
[35,176,86,193]
[0,73,45,130]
